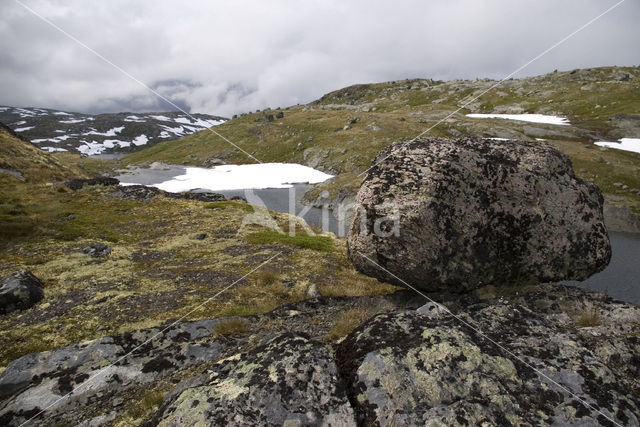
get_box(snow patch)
[41,146,68,152]
[488,137,510,141]
[467,113,570,126]
[595,138,640,154]
[131,135,149,146]
[12,121,27,126]
[53,111,72,116]
[60,118,86,124]
[150,115,173,122]
[84,126,124,137]
[122,163,334,192]
[124,115,146,123]
[14,126,35,132]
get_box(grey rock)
[306,283,319,298]
[0,319,226,426]
[0,271,44,315]
[82,243,111,258]
[415,301,447,319]
[336,288,640,426]
[191,233,207,241]
[347,137,611,293]
[276,111,284,119]
[151,333,355,426]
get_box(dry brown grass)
[325,308,374,341]
[213,318,250,338]
[576,308,601,328]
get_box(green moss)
[245,231,334,252]
[204,201,254,213]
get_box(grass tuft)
[325,308,373,340]
[246,231,333,252]
[213,318,250,337]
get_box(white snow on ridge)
[53,111,72,116]
[60,118,86,124]
[132,134,149,146]
[467,113,570,126]
[595,138,640,154]
[84,126,124,137]
[125,163,334,192]
[125,115,146,123]
[14,126,34,132]
[13,121,27,126]
[41,146,68,152]
[151,115,173,122]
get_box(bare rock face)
[347,138,611,292]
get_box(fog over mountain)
[1,0,638,116]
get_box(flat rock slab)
[348,137,611,292]
[151,332,355,426]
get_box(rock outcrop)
[0,271,44,315]
[0,285,638,426]
[336,285,640,426]
[348,137,611,292]
[151,333,355,426]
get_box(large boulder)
[151,333,355,426]
[347,137,611,292]
[0,271,44,315]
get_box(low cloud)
[1,0,637,116]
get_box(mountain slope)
[0,106,227,156]
[122,66,640,215]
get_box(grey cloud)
[0,0,638,116]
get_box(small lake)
[114,165,640,304]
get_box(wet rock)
[335,289,640,426]
[151,333,355,426]
[64,177,119,190]
[82,243,111,258]
[0,271,44,315]
[347,137,611,293]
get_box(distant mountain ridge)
[0,106,227,156]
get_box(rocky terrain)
[0,106,226,156]
[1,67,639,425]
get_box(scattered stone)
[0,271,44,315]
[306,283,319,298]
[620,73,630,81]
[613,182,624,187]
[265,114,274,122]
[415,301,447,319]
[64,177,119,190]
[348,137,611,293]
[82,243,111,258]
[276,111,284,119]
[282,280,296,289]
[203,157,225,167]
[191,233,207,241]
[151,333,355,426]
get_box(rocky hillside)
[0,106,227,156]
[121,66,640,225]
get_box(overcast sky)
[1,0,638,117]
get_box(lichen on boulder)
[151,332,355,426]
[0,271,44,315]
[347,137,612,292]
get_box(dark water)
[563,232,640,304]
[112,167,640,304]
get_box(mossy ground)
[0,174,397,367]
